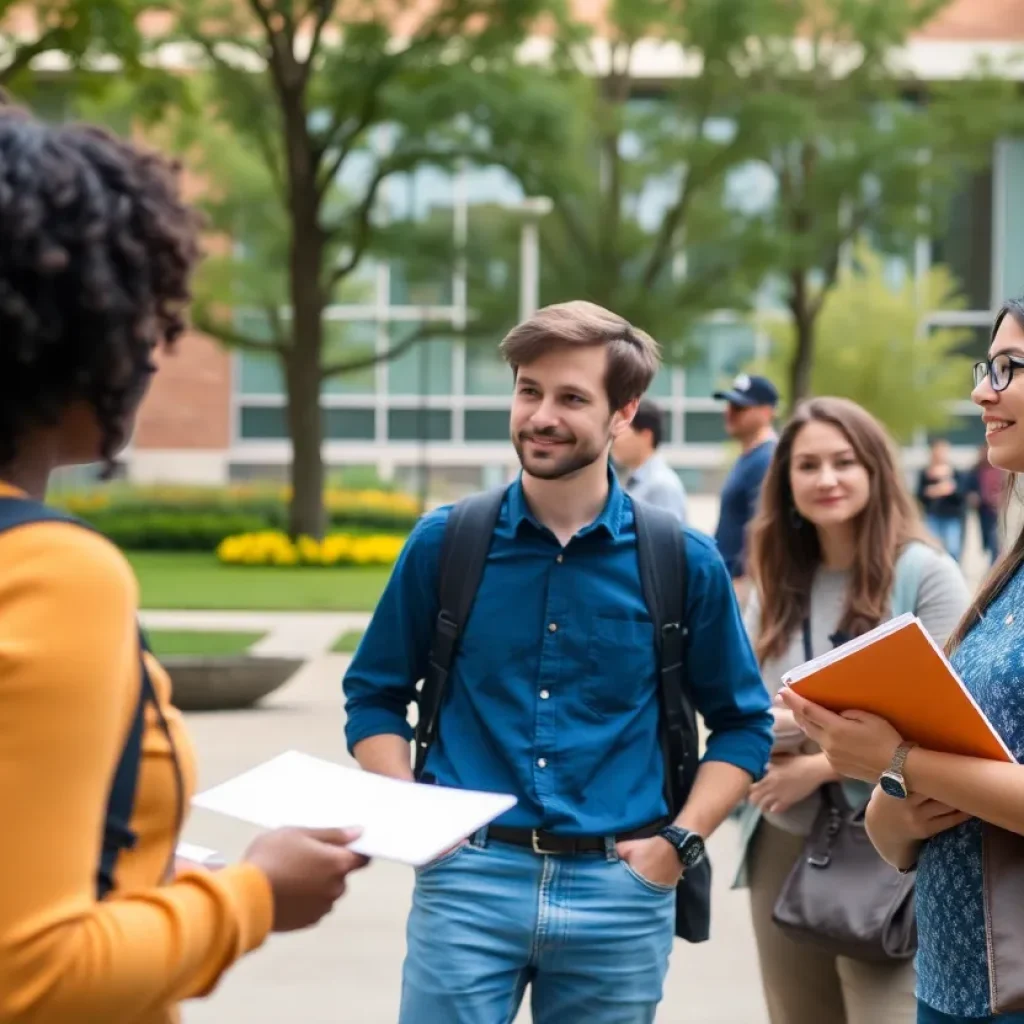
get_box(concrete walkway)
[140,610,371,657]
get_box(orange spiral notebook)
[782,613,1016,763]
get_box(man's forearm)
[352,734,414,782]
[675,760,753,838]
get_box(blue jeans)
[399,829,676,1024]
[917,1002,1024,1023]
[925,515,964,563]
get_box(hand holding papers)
[781,613,1014,762]
[192,750,518,866]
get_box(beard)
[512,424,608,480]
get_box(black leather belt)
[487,820,667,856]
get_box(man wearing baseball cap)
[712,374,779,600]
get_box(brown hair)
[947,298,1024,654]
[748,396,935,664]
[499,300,660,410]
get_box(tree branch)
[320,322,444,379]
[192,311,289,356]
[0,27,64,88]
[304,0,335,70]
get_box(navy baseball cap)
[713,373,779,408]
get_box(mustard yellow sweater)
[0,483,273,1023]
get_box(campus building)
[118,0,1024,497]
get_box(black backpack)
[0,496,178,900]
[412,486,712,943]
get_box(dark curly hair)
[0,107,203,471]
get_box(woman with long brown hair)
[735,396,969,1024]
[781,300,1024,1023]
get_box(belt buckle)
[531,830,561,855]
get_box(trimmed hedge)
[51,486,420,551]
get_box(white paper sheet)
[192,750,518,866]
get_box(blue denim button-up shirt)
[343,472,773,835]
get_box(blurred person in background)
[0,107,367,1023]
[735,397,969,1024]
[712,374,779,602]
[613,397,688,523]
[966,443,1007,567]
[916,438,968,563]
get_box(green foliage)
[726,0,1020,399]
[752,246,975,442]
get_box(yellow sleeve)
[0,524,273,1022]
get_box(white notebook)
[192,750,518,866]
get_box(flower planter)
[164,656,304,711]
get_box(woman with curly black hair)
[0,108,367,1022]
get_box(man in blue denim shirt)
[344,300,773,1024]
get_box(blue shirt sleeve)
[683,531,773,781]
[342,508,448,753]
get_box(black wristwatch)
[658,825,706,869]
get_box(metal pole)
[520,218,540,321]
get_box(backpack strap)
[631,498,696,814]
[0,496,155,900]
[413,485,506,780]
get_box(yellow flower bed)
[59,486,417,517]
[217,531,405,568]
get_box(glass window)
[932,168,992,312]
[239,352,285,395]
[322,320,377,395]
[324,408,376,440]
[387,409,452,442]
[683,411,728,443]
[465,342,511,395]
[997,139,1024,303]
[684,321,758,397]
[388,167,455,306]
[387,325,454,395]
[240,406,288,439]
[647,367,673,398]
[465,409,510,442]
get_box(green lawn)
[147,629,266,657]
[331,629,365,653]
[128,553,390,611]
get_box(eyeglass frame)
[973,353,1024,393]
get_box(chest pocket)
[584,616,656,714]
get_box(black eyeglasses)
[973,353,1024,392]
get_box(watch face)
[678,833,705,867]
[879,772,908,800]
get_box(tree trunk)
[788,309,815,410]
[285,209,327,539]
[787,268,815,410]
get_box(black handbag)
[771,782,917,962]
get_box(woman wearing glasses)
[781,297,1024,1024]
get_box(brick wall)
[133,331,232,450]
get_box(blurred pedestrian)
[916,438,968,563]
[613,397,688,523]
[712,374,779,602]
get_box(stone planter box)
[165,656,304,711]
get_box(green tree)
[754,246,974,442]
[0,0,148,103]
[731,0,1019,404]
[448,0,781,355]
[171,0,563,538]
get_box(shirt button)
[540,689,550,700]
[555,554,564,564]
[548,622,558,633]
[537,758,548,768]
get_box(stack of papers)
[783,613,1014,762]
[192,750,518,866]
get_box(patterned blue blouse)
[915,565,1024,1017]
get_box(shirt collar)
[507,465,627,539]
